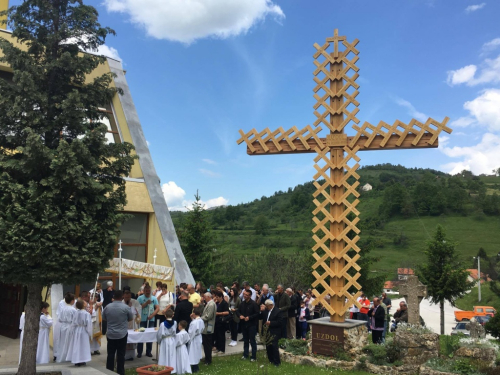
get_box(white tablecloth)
[127,328,157,344]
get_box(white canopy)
[105,258,174,281]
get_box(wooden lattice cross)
[237,29,452,322]
[399,275,427,325]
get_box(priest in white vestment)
[67,300,93,366]
[123,291,141,360]
[53,296,67,361]
[36,302,53,364]
[56,294,76,363]
[157,312,177,370]
[175,321,192,374]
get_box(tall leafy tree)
[417,225,474,334]
[0,1,135,373]
[178,191,215,283]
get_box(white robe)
[124,299,141,359]
[157,320,177,370]
[36,314,53,364]
[53,299,66,358]
[67,309,92,364]
[175,330,191,374]
[187,318,203,365]
[18,313,25,364]
[56,303,76,362]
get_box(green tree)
[254,214,270,235]
[178,191,215,283]
[417,226,475,334]
[0,1,135,373]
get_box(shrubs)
[440,334,463,357]
[362,338,401,366]
[278,338,308,356]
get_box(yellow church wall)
[124,181,153,213]
[147,213,177,291]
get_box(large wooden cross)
[237,29,452,322]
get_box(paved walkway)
[0,332,260,371]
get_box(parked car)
[473,315,491,326]
[454,306,496,321]
[451,322,470,336]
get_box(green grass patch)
[455,283,500,312]
[124,353,371,375]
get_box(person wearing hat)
[260,299,283,367]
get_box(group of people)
[19,278,406,374]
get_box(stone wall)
[394,331,440,365]
[455,346,497,367]
[344,323,368,357]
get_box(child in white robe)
[56,293,76,363]
[67,300,92,367]
[175,321,192,375]
[18,312,25,364]
[188,307,204,373]
[37,302,53,364]
[157,310,177,370]
[53,297,67,361]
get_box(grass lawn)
[455,282,500,311]
[124,353,371,375]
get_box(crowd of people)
[20,279,406,374]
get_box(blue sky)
[12,0,500,210]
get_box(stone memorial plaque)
[311,324,344,355]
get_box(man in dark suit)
[174,290,193,331]
[260,299,283,367]
[273,284,290,340]
[368,297,385,344]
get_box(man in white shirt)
[239,281,257,301]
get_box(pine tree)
[179,191,215,283]
[418,225,475,334]
[0,1,135,373]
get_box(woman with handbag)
[228,287,241,347]
[213,290,229,354]
[156,284,175,325]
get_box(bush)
[278,338,308,356]
[384,338,401,364]
[362,343,387,365]
[440,334,462,357]
[486,314,500,340]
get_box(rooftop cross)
[237,29,452,322]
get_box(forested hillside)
[172,164,500,289]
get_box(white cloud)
[199,168,221,177]
[395,98,428,122]
[462,89,500,131]
[95,45,122,61]
[482,38,500,54]
[450,116,476,128]
[104,0,284,44]
[162,181,228,211]
[202,158,217,165]
[162,181,186,207]
[465,3,486,12]
[441,133,500,175]
[447,55,500,86]
[447,65,477,85]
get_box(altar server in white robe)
[67,300,92,366]
[18,312,25,364]
[157,310,177,370]
[175,321,192,375]
[56,293,76,363]
[53,293,69,361]
[187,307,204,373]
[36,302,53,364]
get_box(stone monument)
[466,319,486,340]
[399,275,427,325]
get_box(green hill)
[172,164,500,281]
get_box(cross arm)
[237,117,451,155]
